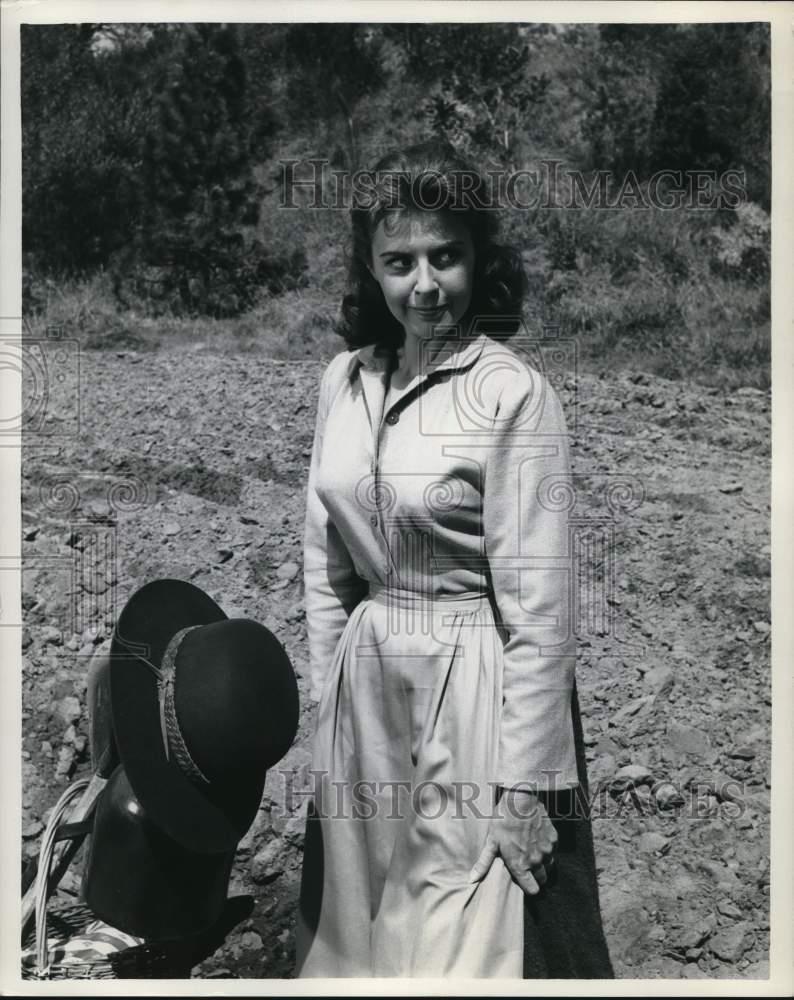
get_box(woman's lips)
[412,306,447,318]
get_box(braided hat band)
[156,626,209,786]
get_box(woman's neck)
[394,335,421,382]
[393,333,447,383]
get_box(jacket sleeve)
[303,354,367,703]
[483,365,579,792]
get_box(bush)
[21,25,152,276]
[710,202,770,283]
[124,25,288,317]
[529,188,769,387]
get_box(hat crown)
[171,619,295,788]
[109,579,299,853]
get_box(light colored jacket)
[303,331,578,791]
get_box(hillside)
[20,343,770,979]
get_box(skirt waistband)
[368,584,490,613]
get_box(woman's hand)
[469,789,558,896]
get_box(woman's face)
[368,210,475,342]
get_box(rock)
[217,548,234,564]
[682,964,709,979]
[163,521,181,536]
[719,482,743,494]
[55,696,81,726]
[609,697,653,728]
[588,753,616,789]
[610,763,653,791]
[717,900,743,919]
[55,745,76,779]
[696,860,741,892]
[607,902,653,965]
[727,746,755,760]
[709,921,753,962]
[594,735,620,756]
[283,804,308,848]
[685,947,703,961]
[276,560,300,581]
[691,818,730,848]
[22,820,44,838]
[666,722,717,765]
[675,914,716,950]
[752,620,770,634]
[251,838,284,885]
[42,626,62,646]
[643,665,674,695]
[637,832,671,854]
[697,772,746,804]
[24,526,40,541]
[653,781,685,809]
[659,580,677,595]
[239,931,263,952]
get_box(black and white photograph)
[1,1,791,991]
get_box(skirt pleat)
[296,592,525,978]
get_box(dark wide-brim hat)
[109,579,299,854]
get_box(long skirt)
[295,587,613,978]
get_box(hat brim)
[109,580,241,854]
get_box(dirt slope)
[20,347,771,979]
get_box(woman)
[296,140,613,978]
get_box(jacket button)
[385,411,400,425]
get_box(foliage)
[710,203,771,283]
[123,24,293,317]
[649,24,771,209]
[382,24,552,165]
[21,25,154,277]
[20,21,770,385]
[579,24,771,209]
[579,26,664,177]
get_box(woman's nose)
[413,261,439,296]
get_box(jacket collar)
[347,332,488,381]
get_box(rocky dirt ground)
[19,342,771,980]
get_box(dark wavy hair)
[337,139,528,351]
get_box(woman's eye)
[433,249,460,267]
[384,257,412,273]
